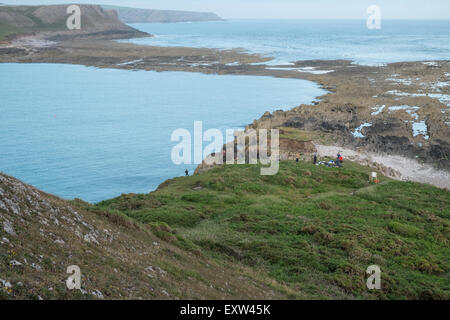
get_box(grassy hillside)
[0,173,291,300]
[98,160,450,299]
[0,6,65,40]
[0,5,144,41]
[1,160,448,299]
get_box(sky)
[2,0,450,19]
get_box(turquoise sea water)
[127,20,450,65]
[0,63,325,202]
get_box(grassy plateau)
[96,160,450,299]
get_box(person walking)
[336,152,341,167]
[185,169,189,176]
[313,152,317,164]
[295,153,300,163]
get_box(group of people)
[298,151,343,167]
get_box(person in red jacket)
[336,152,343,167]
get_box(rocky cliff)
[0,5,147,41]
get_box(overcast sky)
[3,0,450,19]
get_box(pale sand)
[315,144,450,190]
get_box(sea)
[126,19,450,65]
[1,20,449,202]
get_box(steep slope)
[0,5,147,41]
[103,5,223,23]
[99,160,450,299]
[1,160,448,300]
[0,172,289,300]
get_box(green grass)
[0,6,68,41]
[279,126,337,145]
[97,160,450,299]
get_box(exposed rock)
[31,263,42,271]
[3,220,16,235]
[83,232,99,245]
[91,289,104,299]
[0,279,12,287]
[279,138,317,160]
[10,260,23,266]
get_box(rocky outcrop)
[246,60,450,171]
[278,137,317,160]
[195,132,317,174]
[249,107,449,170]
[249,96,449,171]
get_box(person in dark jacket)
[185,169,189,176]
[313,152,317,164]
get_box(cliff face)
[0,5,147,41]
[103,6,223,23]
